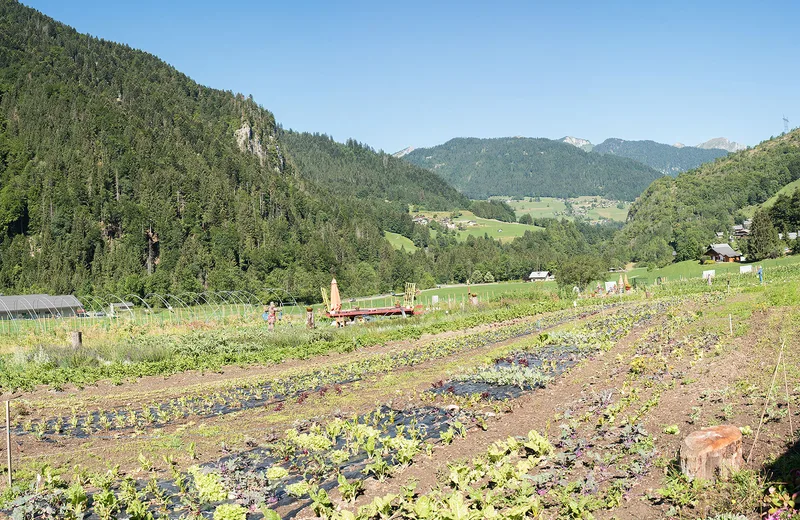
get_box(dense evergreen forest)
[0,1,626,301]
[402,137,662,200]
[592,138,728,175]
[621,129,800,266]
[280,131,467,210]
[769,188,800,233]
[468,200,517,222]
[9,0,794,301]
[0,1,422,300]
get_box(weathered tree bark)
[680,425,743,481]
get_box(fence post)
[5,400,10,487]
[70,330,83,349]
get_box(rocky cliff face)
[234,121,268,166]
[559,136,593,152]
[696,137,746,152]
[392,146,415,158]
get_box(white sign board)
[604,281,617,292]
[431,295,439,305]
[702,270,716,280]
[739,265,753,274]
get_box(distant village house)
[705,244,742,263]
[525,271,554,282]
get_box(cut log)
[680,425,743,481]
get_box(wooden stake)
[5,400,10,487]
[783,353,794,439]
[729,314,733,336]
[748,340,784,463]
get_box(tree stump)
[70,331,83,349]
[680,425,743,481]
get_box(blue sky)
[22,0,800,152]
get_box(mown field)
[614,256,800,286]
[2,265,800,519]
[417,210,543,243]
[383,232,417,252]
[504,196,631,222]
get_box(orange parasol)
[330,278,342,312]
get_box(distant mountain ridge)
[282,132,466,210]
[592,138,728,175]
[401,137,662,201]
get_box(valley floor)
[2,273,799,519]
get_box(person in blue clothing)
[757,265,763,284]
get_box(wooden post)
[5,400,10,487]
[70,330,82,349]
[729,314,733,335]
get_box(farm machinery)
[321,279,421,324]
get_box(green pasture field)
[610,256,800,286]
[504,197,568,219]
[420,210,542,242]
[383,231,417,252]
[351,280,555,309]
[503,196,630,222]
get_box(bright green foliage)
[265,466,289,481]
[746,209,782,261]
[768,187,800,235]
[260,506,282,520]
[64,483,88,519]
[522,430,553,456]
[213,503,247,520]
[188,466,227,503]
[337,474,365,503]
[126,499,154,520]
[554,255,606,291]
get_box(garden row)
[317,300,733,519]
[0,295,602,392]
[10,304,617,440]
[3,297,677,519]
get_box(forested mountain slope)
[621,129,800,265]
[593,138,728,175]
[280,131,467,210]
[0,0,448,300]
[402,137,662,200]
